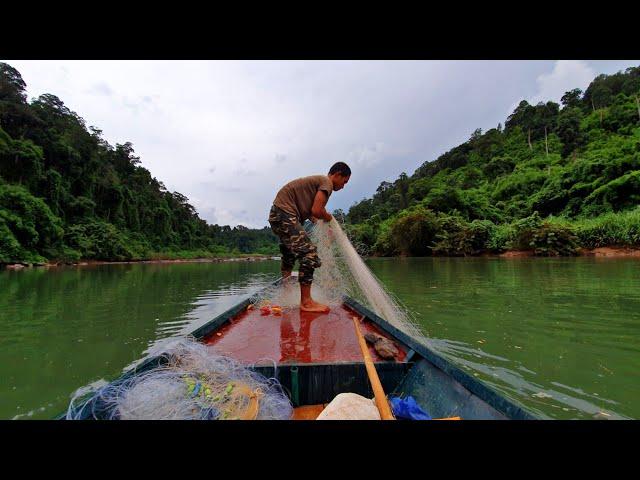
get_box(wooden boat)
[59,281,538,420]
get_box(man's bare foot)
[300,300,330,313]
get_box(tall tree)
[561,88,583,109]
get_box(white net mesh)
[320,218,424,339]
[251,218,425,340]
[66,337,293,420]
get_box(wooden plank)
[352,315,395,420]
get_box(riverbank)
[2,254,280,270]
[499,246,640,258]
[383,245,640,260]
[4,246,640,271]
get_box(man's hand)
[310,216,318,224]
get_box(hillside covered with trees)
[0,63,278,264]
[344,65,640,256]
[3,62,639,265]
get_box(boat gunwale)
[343,297,540,420]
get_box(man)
[268,162,351,313]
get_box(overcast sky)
[4,60,639,228]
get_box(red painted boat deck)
[203,304,406,365]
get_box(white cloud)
[4,59,639,228]
[86,82,113,96]
[530,60,595,105]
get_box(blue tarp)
[390,395,431,420]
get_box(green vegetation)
[3,62,639,263]
[0,63,278,264]
[345,66,640,256]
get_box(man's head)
[328,162,351,191]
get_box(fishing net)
[65,337,293,420]
[250,217,425,340]
[321,218,424,339]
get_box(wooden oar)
[352,315,395,420]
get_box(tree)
[0,62,281,262]
[505,100,534,133]
[113,142,141,174]
[0,63,40,138]
[561,88,583,109]
[32,93,73,119]
[507,100,560,152]
[395,172,410,209]
[376,181,393,196]
[389,207,441,256]
[0,63,27,103]
[556,107,585,157]
[470,128,483,141]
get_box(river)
[1,257,638,419]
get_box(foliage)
[3,62,640,262]
[569,207,640,248]
[345,64,640,256]
[432,218,496,256]
[0,63,279,263]
[387,207,442,256]
[510,212,579,256]
[64,221,138,261]
[0,183,63,263]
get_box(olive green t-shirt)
[273,175,333,223]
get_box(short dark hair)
[328,162,351,177]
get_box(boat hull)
[57,283,539,420]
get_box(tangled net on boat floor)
[66,337,293,420]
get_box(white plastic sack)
[316,393,381,420]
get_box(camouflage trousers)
[268,205,321,285]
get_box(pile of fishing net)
[66,337,293,420]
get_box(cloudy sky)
[4,60,639,227]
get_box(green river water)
[1,257,638,420]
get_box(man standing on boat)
[269,162,351,313]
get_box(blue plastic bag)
[389,396,431,420]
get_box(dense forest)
[0,63,278,264]
[343,65,640,256]
[2,63,639,264]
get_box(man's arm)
[311,190,333,222]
